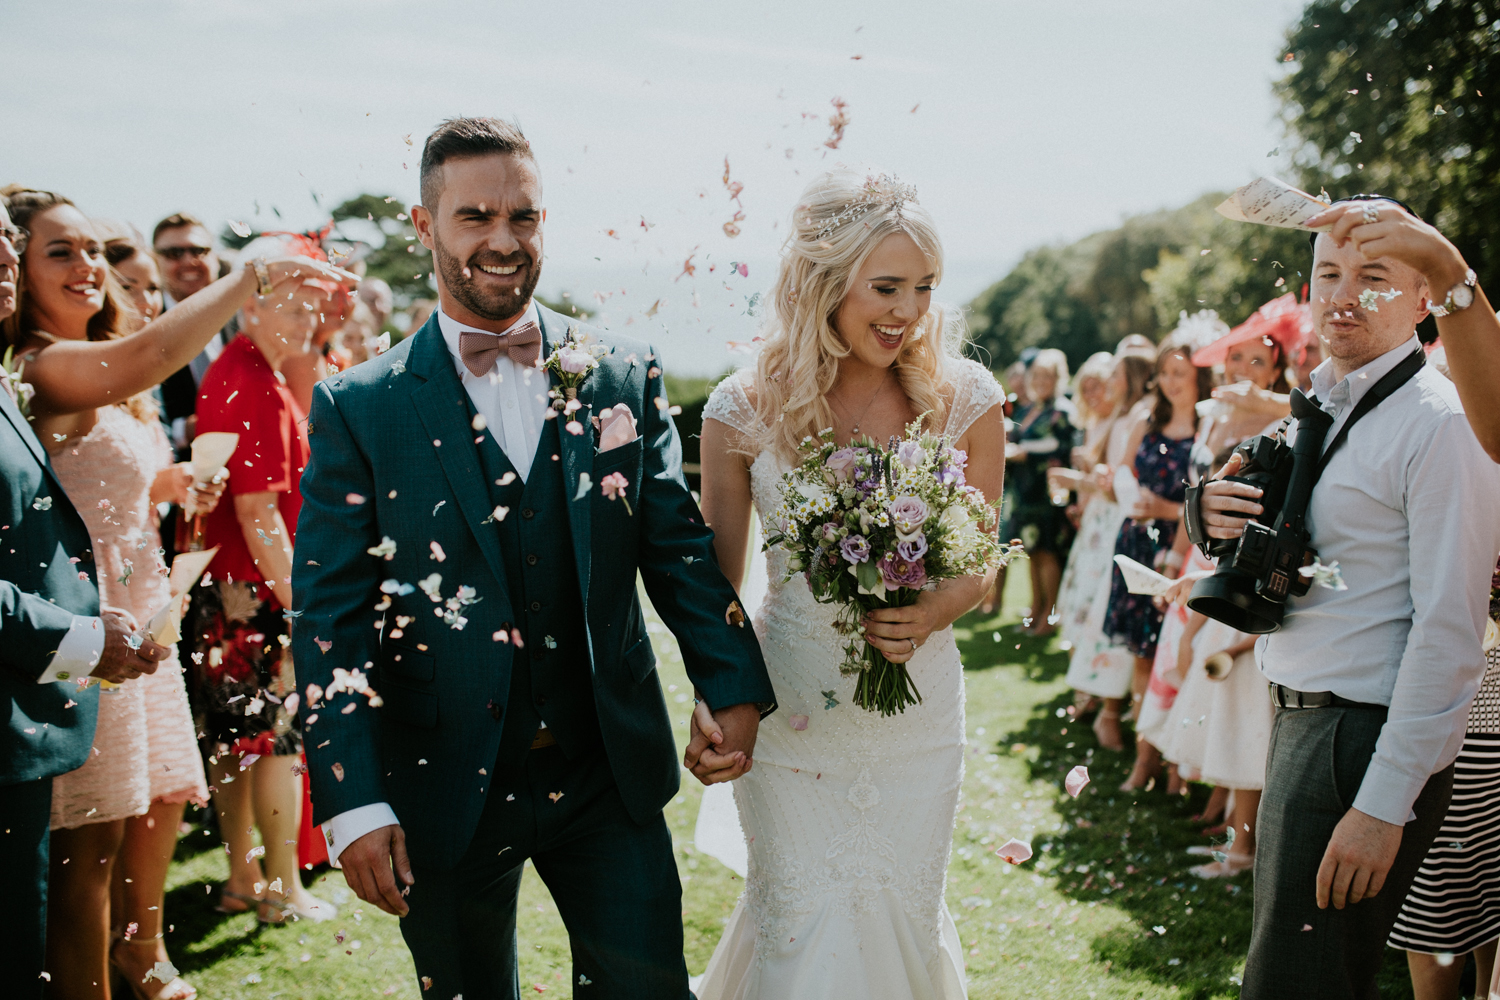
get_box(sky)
[1,0,1307,375]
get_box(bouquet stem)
[850,590,923,716]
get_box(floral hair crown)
[808,174,919,241]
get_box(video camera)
[1181,390,1334,634]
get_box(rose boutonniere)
[541,325,610,408]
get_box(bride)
[690,171,1006,999]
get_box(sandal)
[111,934,197,1000]
[259,894,338,925]
[1188,853,1255,879]
[214,889,263,915]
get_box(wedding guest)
[1051,352,1121,648]
[1104,325,1210,789]
[356,275,394,333]
[0,185,348,998]
[153,213,235,456]
[1001,348,1076,635]
[1299,199,1499,460]
[980,356,1033,615]
[1060,348,1153,751]
[98,223,164,325]
[0,198,175,1000]
[1389,596,1500,1000]
[1200,195,1500,999]
[188,233,341,924]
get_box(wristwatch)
[1430,267,1477,318]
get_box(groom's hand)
[684,701,760,785]
[340,825,414,917]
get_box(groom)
[293,116,775,999]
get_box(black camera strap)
[1309,346,1427,479]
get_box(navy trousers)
[0,778,52,1000]
[398,746,689,1000]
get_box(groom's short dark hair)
[420,117,534,210]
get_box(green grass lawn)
[158,570,1423,999]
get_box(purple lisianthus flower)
[825,447,859,481]
[895,440,926,470]
[887,496,929,538]
[878,554,928,589]
[937,447,968,487]
[896,534,928,561]
[839,534,871,564]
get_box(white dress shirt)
[1257,335,1500,826]
[322,301,553,865]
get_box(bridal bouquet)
[764,422,1019,716]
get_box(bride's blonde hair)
[753,170,963,462]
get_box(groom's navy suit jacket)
[0,388,100,786]
[293,307,774,868]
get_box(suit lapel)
[537,309,594,606]
[0,384,50,469]
[405,317,512,605]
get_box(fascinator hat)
[1191,293,1312,370]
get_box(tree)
[1277,0,1497,293]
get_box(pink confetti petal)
[788,714,809,731]
[314,637,333,654]
[430,540,447,562]
[1065,765,1091,798]
[995,838,1033,864]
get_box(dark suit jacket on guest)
[0,390,101,786]
[293,307,775,868]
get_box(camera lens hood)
[1186,571,1284,634]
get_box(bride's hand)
[862,599,943,665]
[684,697,752,785]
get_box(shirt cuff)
[1352,755,1428,827]
[37,616,104,684]
[322,802,400,868]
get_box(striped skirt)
[1388,731,1500,954]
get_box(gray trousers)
[1242,704,1454,1000]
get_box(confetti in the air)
[995,839,1032,864]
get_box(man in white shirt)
[1200,196,1500,998]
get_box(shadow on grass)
[952,611,1416,999]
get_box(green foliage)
[1277,0,1498,292]
[967,195,1307,372]
[327,193,432,308]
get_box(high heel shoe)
[1188,853,1255,879]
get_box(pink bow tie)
[458,320,542,376]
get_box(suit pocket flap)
[623,635,656,683]
[381,679,438,729]
[381,640,435,683]
[593,436,644,472]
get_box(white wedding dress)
[695,359,1004,1000]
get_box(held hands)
[91,608,169,684]
[684,701,761,785]
[1316,807,1403,910]
[339,825,414,917]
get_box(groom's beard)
[432,234,541,324]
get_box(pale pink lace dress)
[49,405,207,829]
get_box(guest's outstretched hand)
[684,699,757,785]
[340,824,414,917]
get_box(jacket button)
[529,601,541,612]
[521,508,534,519]
[526,554,538,566]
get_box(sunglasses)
[155,245,214,261]
[1,225,27,255]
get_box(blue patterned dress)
[1101,430,1193,659]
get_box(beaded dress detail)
[694,358,1002,1000]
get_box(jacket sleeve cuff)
[37,616,104,684]
[1352,756,1427,827]
[321,802,400,867]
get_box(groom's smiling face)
[413,152,545,330]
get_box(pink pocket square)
[597,406,638,453]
